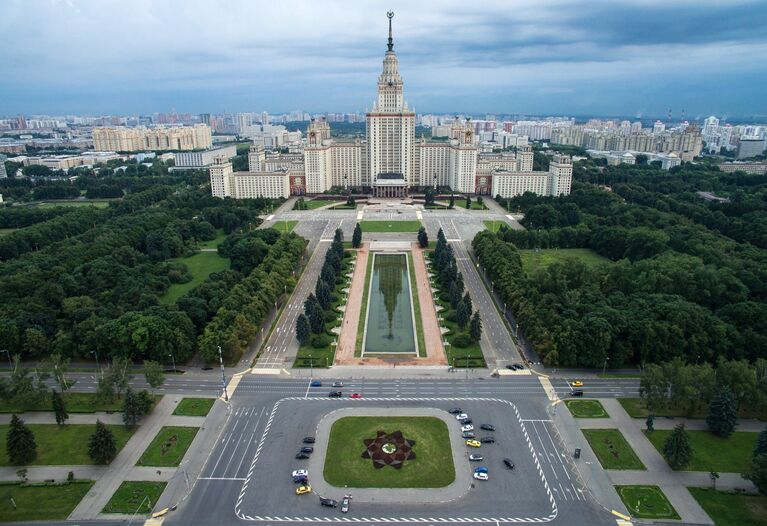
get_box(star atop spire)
[387,11,394,52]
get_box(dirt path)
[333,243,446,366]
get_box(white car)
[455,413,469,421]
[291,469,308,478]
[461,424,474,432]
[473,472,489,481]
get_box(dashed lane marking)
[233,397,558,523]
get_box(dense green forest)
[476,161,767,368]
[0,170,295,365]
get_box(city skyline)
[1,0,767,118]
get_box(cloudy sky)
[1,0,766,118]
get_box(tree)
[469,312,482,342]
[315,279,331,310]
[352,223,362,248]
[6,415,36,465]
[88,420,117,464]
[296,314,310,346]
[477,196,484,208]
[754,426,767,457]
[706,386,738,438]
[640,364,669,412]
[745,454,767,495]
[304,294,324,334]
[465,195,472,209]
[52,389,68,426]
[96,373,116,404]
[663,423,693,470]
[463,292,473,316]
[143,361,165,392]
[51,353,70,391]
[448,195,454,209]
[122,388,154,427]
[108,356,133,399]
[646,414,655,433]
[417,227,428,248]
[456,301,470,330]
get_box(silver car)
[341,494,352,513]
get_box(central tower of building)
[366,12,415,197]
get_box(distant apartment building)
[491,155,573,198]
[0,154,7,178]
[174,145,237,169]
[587,149,681,170]
[716,162,767,175]
[92,125,212,152]
[738,137,766,159]
[552,126,702,161]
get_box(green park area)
[454,200,487,210]
[36,200,113,208]
[172,398,215,417]
[582,429,645,470]
[0,424,135,466]
[565,399,609,418]
[299,199,334,210]
[324,417,454,488]
[102,481,167,514]
[270,220,298,233]
[407,253,427,358]
[160,251,230,304]
[644,429,758,472]
[520,248,609,274]
[359,220,422,233]
[197,229,227,249]
[0,228,19,236]
[0,392,162,414]
[619,397,767,420]
[0,481,94,522]
[296,250,354,367]
[483,220,506,233]
[354,252,375,357]
[688,488,767,526]
[615,485,680,520]
[136,426,199,467]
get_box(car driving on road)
[328,391,342,397]
[310,380,322,387]
[332,381,344,387]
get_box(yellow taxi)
[296,485,312,495]
[465,439,481,448]
[570,380,584,387]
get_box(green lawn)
[483,220,507,233]
[582,429,646,470]
[37,200,112,208]
[302,199,334,210]
[355,252,375,357]
[359,220,422,233]
[270,220,298,233]
[197,229,227,249]
[619,397,767,420]
[407,252,427,358]
[0,424,135,466]
[161,251,230,304]
[0,481,94,522]
[102,481,167,514]
[616,485,680,520]
[454,200,487,210]
[565,399,609,418]
[689,487,767,526]
[324,416,455,488]
[172,398,215,417]
[645,430,758,472]
[136,426,199,467]
[520,248,609,274]
[0,392,163,414]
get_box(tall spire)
[387,11,394,52]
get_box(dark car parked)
[448,407,462,414]
[303,437,315,444]
[480,437,495,444]
[300,446,314,453]
[503,458,515,470]
[480,424,495,431]
[459,418,473,425]
[320,497,338,508]
[295,452,309,459]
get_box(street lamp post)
[90,350,102,377]
[168,352,176,373]
[217,346,229,402]
[602,356,609,376]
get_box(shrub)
[312,334,331,348]
[452,333,473,348]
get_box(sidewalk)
[68,395,204,520]
[0,412,124,425]
[575,398,759,525]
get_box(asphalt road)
[166,376,618,526]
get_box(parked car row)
[295,437,315,459]
[449,407,514,482]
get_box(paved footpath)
[67,395,205,520]
[576,398,759,525]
